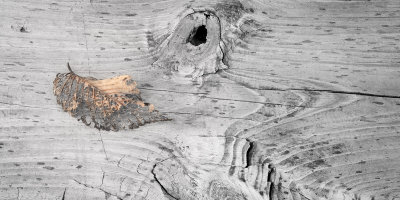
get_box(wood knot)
[153,11,227,82]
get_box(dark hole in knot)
[187,25,207,46]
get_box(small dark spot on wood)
[141,83,153,88]
[20,26,28,33]
[158,146,173,153]
[126,13,137,17]
[305,159,326,169]
[302,40,313,43]
[37,162,45,165]
[263,158,272,163]
[282,150,290,155]
[43,166,55,170]
[333,151,342,154]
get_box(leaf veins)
[53,63,170,131]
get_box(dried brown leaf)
[53,63,170,131]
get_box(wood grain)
[1,0,399,199]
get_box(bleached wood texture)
[1,0,399,199]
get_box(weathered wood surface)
[1,0,399,199]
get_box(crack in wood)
[245,139,255,168]
[99,133,108,160]
[289,88,400,99]
[100,169,105,188]
[151,163,179,200]
[243,84,400,99]
[117,155,126,168]
[136,160,145,175]
[16,187,21,200]
[164,111,262,122]
[73,179,124,200]
[267,164,276,200]
[61,188,66,200]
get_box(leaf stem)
[67,62,75,74]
